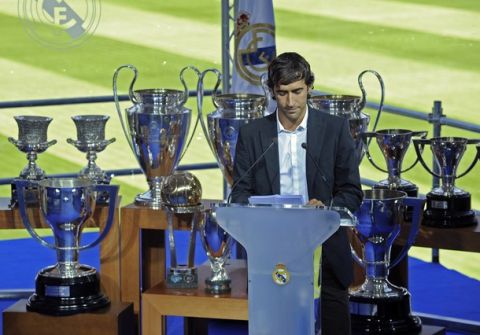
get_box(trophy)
[161,171,203,288]
[308,70,385,164]
[199,203,232,293]
[413,137,480,227]
[113,64,198,208]
[67,115,116,185]
[363,129,427,197]
[8,115,57,206]
[350,189,425,334]
[15,178,118,315]
[196,69,267,186]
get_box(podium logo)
[18,0,101,49]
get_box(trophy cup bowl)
[199,204,232,294]
[113,64,195,208]
[15,178,119,315]
[161,171,203,288]
[350,189,425,334]
[308,70,385,164]
[413,136,480,227]
[67,115,116,185]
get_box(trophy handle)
[106,137,116,145]
[389,197,425,269]
[198,68,222,153]
[46,139,57,148]
[456,139,480,178]
[400,131,428,173]
[113,64,138,154]
[260,72,270,114]
[7,137,18,146]
[362,132,389,173]
[413,138,441,178]
[358,70,385,133]
[66,138,76,146]
[350,245,365,268]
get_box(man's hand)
[307,198,325,206]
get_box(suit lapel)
[306,110,327,196]
[262,113,280,194]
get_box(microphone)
[227,137,278,204]
[301,142,333,208]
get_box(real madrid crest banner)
[232,0,276,95]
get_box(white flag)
[232,0,276,96]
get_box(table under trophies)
[413,136,480,227]
[349,189,425,334]
[15,178,118,315]
[113,64,197,208]
[308,70,385,164]
[8,115,57,206]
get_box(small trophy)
[161,171,203,288]
[67,115,116,185]
[15,178,119,315]
[199,203,232,294]
[308,70,385,164]
[363,129,427,197]
[8,115,57,206]
[350,189,425,334]
[413,137,480,227]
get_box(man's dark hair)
[267,52,314,90]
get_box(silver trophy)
[113,64,198,208]
[350,189,425,334]
[197,69,267,186]
[363,129,427,197]
[15,178,119,315]
[161,171,203,288]
[67,115,116,184]
[413,137,480,227]
[308,70,385,164]
[199,203,232,294]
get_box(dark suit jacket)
[231,108,363,289]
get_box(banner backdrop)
[232,0,276,99]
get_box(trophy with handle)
[350,189,425,334]
[161,171,203,288]
[308,70,385,164]
[413,136,480,227]
[67,115,116,185]
[8,115,57,206]
[113,64,199,208]
[15,178,118,315]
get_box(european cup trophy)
[350,189,425,334]
[15,178,118,315]
[413,137,480,227]
[8,115,57,206]
[161,171,203,288]
[67,115,116,185]
[308,70,385,164]
[113,64,197,208]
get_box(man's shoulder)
[309,108,347,127]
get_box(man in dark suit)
[230,52,363,335]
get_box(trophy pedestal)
[135,190,163,209]
[28,265,109,316]
[166,266,198,289]
[205,278,231,294]
[350,289,421,335]
[424,192,477,228]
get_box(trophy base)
[350,289,421,335]
[423,192,477,228]
[28,265,109,316]
[135,190,163,209]
[205,278,231,294]
[167,266,198,289]
[373,183,418,221]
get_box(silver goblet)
[67,115,116,184]
[15,178,119,315]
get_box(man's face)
[273,79,310,130]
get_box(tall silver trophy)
[413,137,480,227]
[308,70,385,164]
[15,178,118,315]
[67,115,116,185]
[161,171,203,288]
[113,64,197,208]
[8,115,57,206]
[350,189,425,334]
[363,129,427,197]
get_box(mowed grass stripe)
[388,0,480,13]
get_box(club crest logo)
[272,263,290,285]
[18,0,101,49]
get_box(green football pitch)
[0,0,479,280]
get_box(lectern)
[215,204,354,335]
